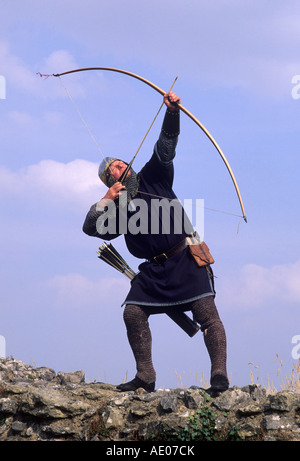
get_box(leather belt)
[149,238,187,265]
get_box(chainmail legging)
[123,295,228,385]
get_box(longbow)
[51,66,247,222]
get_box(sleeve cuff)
[161,108,180,138]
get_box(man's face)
[109,160,131,181]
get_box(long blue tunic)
[83,135,215,307]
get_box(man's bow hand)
[164,91,181,111]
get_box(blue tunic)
[122,152,214,306]
[83,138,215,307]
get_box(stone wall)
[0,357,299,442]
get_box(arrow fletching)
[97,242,137,280]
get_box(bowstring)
[53,74,244,231]
[57,74,174,176]
[136,190,244,234]
[57,75,107,163]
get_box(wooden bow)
[52,66,247,222]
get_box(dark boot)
[117,376,155,393]
[210,374,229,392]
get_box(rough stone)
[159,395,178,413]
[0,398,17,414]
[57,370,85,386]
[267,392,300,412]
[0,356,299,442]
[213,387,250,411]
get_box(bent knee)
[123,304,148,325]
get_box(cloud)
[38,50,87,99]
[43,273,128,310]
[0,41,38,95]
[219,259,300,310]
[21,0,299,99]
[0,41,85,99]
[2,2,299,102]
[42,50,79,76]
[8,110,34,125]
[0,159,105,209]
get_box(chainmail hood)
[98,157,139,198]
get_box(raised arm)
[155,91,181,165]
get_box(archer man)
[83,91,229,393]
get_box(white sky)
[0,0,299,389]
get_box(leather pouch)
[187,239,215,267]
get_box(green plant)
[178,407,216,441]
[149,406,243,442]
[227,426,242,441]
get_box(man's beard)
[106,165,140,208]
